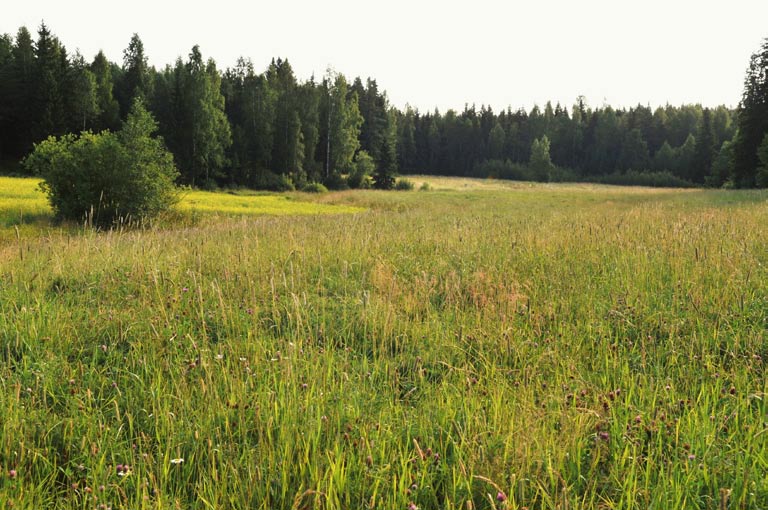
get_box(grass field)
[0,177,363,241]
[0,176,767,509]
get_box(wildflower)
[497,491,507,502]
[100,344,108,353]
[8,469,17,479]
[216,354,224,360]
[408,503,418,510]
[182,287,189,292]
[170,458,184,465]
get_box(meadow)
[0,176,766,509]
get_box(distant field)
[0,176,767,509]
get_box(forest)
[1,23,767,189]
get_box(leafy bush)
[252,170,295,191]
[547,166,580,183]
[472,159,534,181]
[419,182,431,191]
[348,151,374,189]
[395,178,415,190]
[301,182,329,193]
[24,99,179,226]
[324,173,350,190]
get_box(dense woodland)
[1,24,767,189]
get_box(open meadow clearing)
[0,177,767,509]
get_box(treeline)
[396,102,737,186]
[1,24,767,188]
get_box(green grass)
[0,176,766,509]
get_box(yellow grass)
[0,177,364,242]
[178,189,364,216]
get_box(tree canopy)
[1,23,765,188]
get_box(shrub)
[472,159,533,181]
[301,182,328,193]
[419,182,431,191]
[395,178,415,190]
[24,99,179,226]
[252,171,295,192]
[324,173,349,190]
[348,151,375,189]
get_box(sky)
[4,0,768,113]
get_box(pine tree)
[268,58,304,181]
[653,141,676,172]
[91,50,120,131]
[324,73,362,183]
[373,109,398,189]
[33,22,68,142]
[617,128,650,171]
[756,134,768,187]
[691,108,715,184]
[733,38,768,187]
[170,46,231,185]
[487,122,505,160]
[119,34,153,116]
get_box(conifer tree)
[733,38,768,187]
[91,50,120,131]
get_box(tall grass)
[0,179,766,509]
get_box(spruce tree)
[691,108,715,183]
[733,38,768,187]
[91,50,120,131]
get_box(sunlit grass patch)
[0,176,51,227]
[177,189,365,216]
[0,177,364,242]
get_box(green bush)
[348,151,375,189]
[394,178,415,190]
[324,173,350,190]
[301,182,329,193]
[24,99,179,226]
[472,159,534,181]
[252,170,295,191]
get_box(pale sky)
[4,0,768,113]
